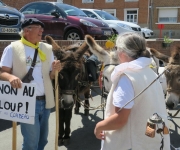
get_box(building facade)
[64,0,180,38]
[150,0,180,38]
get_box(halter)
[100,63,118,119]
[101,63,118,98]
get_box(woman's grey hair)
[116,32,150,59]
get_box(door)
[21,2,67,40]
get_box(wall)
[0,39,178,59]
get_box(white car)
[141,27,154,39]
[81,9,142,36]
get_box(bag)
[22,49,38,83]
[22,71,34,83]
[86,54,101,82]
[145,122,156,138]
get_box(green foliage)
[107,34,118,44]
[163,36,173,44]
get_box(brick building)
[150,0,180,38]
[3,0,180,38]
[63,0,180,38]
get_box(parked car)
[141,27,154,39]
[20,2,113,40]
[81,9,142,36]
[0,0,25,40]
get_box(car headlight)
[80,19,98,27]
[117,23,132,31]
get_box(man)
[94,32,170,150]
[0,18,61,150]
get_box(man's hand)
[0,66,22,88]
[50,60,61,79]
[9,76,22,88]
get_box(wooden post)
[12,122,17,150]
[55,70,59,150]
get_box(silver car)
[81,9,142,36]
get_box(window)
[106,0,114,3]
[83,10,98,19]
[22,3,56,16]
[158,8,177,23]
[82,0,94,3]
[125,0,138,2]
[102,9,116,17]
[124,9,138,24]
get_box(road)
[0,88,180,150]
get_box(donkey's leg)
[84,88,91,116]
[58,108,65,146]
[63,108,73,146]
[74,94,80,114]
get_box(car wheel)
[64,29,82,40]
[142,33,149,39]
[143,33,146,38]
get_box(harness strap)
[104,64,118,68]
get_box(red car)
[20,2,113,40]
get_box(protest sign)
[0,81,36,124]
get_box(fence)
[0,39,179,58]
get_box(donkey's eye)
[104,76,109,82]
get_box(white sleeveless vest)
[102,67,170,150]
[11,41,55,109]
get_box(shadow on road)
[64,110,103,150]
[0,119,12,132]
[168,117,180,150]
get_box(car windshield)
[56,4,87,17]
[94,10,118,20]
[0,1,6,6]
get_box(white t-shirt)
[113,74,135,109]
[0,44,54,96]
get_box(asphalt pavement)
[0,89,180,150]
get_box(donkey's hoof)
[84,109,89,116]
[74,108,79,114]
[63,138,70,146]
[58,139,64,146]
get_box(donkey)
[45,36,93,145]
[84,35,165,95]
[150,47,180,109]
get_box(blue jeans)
[20,99,51,150]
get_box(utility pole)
[149,0,153,30]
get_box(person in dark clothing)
[86,54,101,82]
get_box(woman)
[94,32,170,150]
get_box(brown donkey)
[45,35,93,146]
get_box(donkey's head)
[150,47,180,109]
[46,35,89,109]
[85,35,119,92]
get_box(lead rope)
[117,68,166,113]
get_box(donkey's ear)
[74,42,89,60]
[45,35,65,60]
[85,35,110,62]
[45,35,61,51]
[150,48,169,63]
